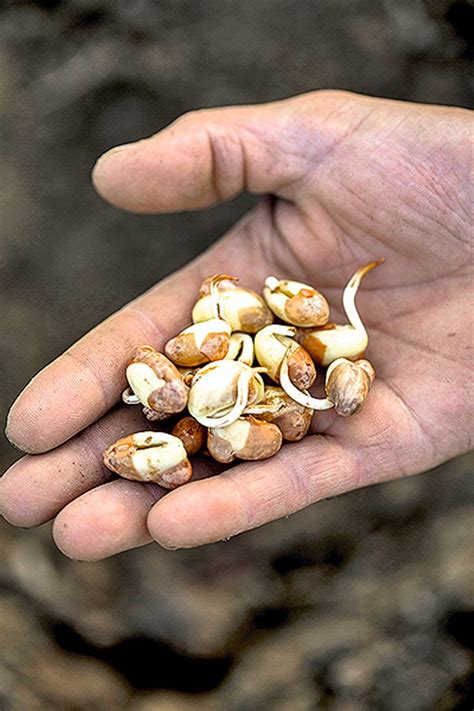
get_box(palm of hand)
[1,91,472,559]
[247,96,471,477]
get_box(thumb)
[91,91,343,213]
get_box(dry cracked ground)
[0,1,473,709]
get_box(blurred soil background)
[0,1,473,709]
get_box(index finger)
[5,267,197,453]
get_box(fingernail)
[97,137,151,164]
[101,143,134,159]
[158,541,182,551]
[92,143,138,189]
[4,406,19,448]
[1,457,23,480]
[4,406,31,453]
[92,143,133,173]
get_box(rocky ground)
[0,1,472,709]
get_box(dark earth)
[0,1,473,708]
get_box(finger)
[5,200,276,454]
[92,92,337,213]
[5,268,194,453]
[52,479,159,560]
[52,458,220,561]
[0,406,147,528]
[146,435,353,549]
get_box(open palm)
[2,90,472,559]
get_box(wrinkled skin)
[1,90,472,560]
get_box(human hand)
[1,90,472,559]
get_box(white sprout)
[122,387,141,405]
[279,352,334,411]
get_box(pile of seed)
[103,262,382,488]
